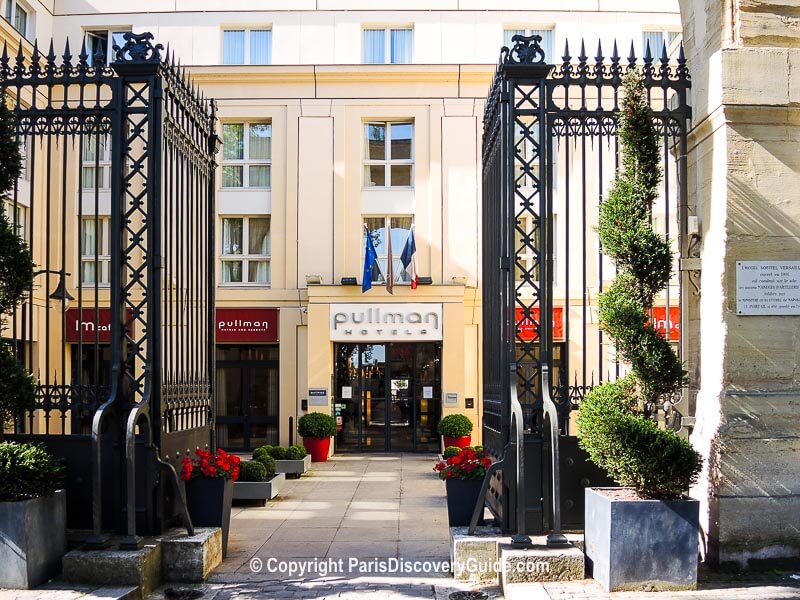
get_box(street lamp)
[33,269,74,307]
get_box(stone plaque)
[736,261,800,315]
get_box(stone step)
[25,581,141,600]
[450,526,585,585]
[499,543,584,589]
[62,528,221,597]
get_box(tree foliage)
[0,90,36,429]
[577,73,701,500]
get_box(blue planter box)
[584,487,700,592]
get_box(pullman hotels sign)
[330,303,443,341]
[216,308,279,343]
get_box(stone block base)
[500,544,584,587]
[62,544,162,598]
[161,527,222,582]
[450,526,509,583]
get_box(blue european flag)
[362,228,380,293]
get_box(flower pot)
[584,487,700,592]
[275,454,312,478]
[233,473,286,504]
[443,435,471,448]
[185,478,233,558]
[303,436,332,462]
[0,489,67,589]
[445,478,485,527]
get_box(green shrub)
[239,460,268,482]
[443,446,461,458]
[578,72,702,500]
[268,446,287,460]
[0,442,64,501]
[297,412,337,439]
[252,445,273,464]
[286,445,307,460]
[251,453,276,479]
[436,414,473,438]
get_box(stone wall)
[680,0,800,569]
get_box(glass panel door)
[361,344,386,450]
[334,344,360,449]
[389,343,415,451]
[415,343,441,452]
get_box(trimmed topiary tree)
[267,446,287,460]
[250,452,276,480]
[436,414,473,438]
[238,460,268,483]
[0,91,35,435]
[577,72,701,500]
[286,444,307,460]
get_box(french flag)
[400,227,418,289]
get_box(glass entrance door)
[334,342,441,452]
[216,345,279,451]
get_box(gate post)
[107,32,165,549]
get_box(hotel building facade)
[1,1,682,453]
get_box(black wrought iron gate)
[481,34,690,534]
[3,32,218,544]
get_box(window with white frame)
[221,123,271,188]
[363,216,413,284]
[504,28,554,62]
[85,30,129,66]
[4,1,30,38]
[220,216,271,285]
[81,134,111,190]
[363,27,412,64]
[642,29,682,59]
[3,200,27,242]
[363,121,413,188]
[222,29,272,65]
[80,217,110,285]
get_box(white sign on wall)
[330,303,443,341]
[736,261,800,315]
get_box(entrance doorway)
[334,342,441,452]
[216,345,279,451]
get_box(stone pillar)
[679,0,800,569]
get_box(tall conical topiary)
[0,89,36,433]
[576,72,701,500]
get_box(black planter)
[185,478,233,557]
[445,478,485,527]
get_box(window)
[363,27,412,64]
[363,122,413,188]
[3,200,27,242]
[80,217,110,285]
[4,1,29,37]
[85,30,128,66]
[221,123,271,189]
[504,28,554,62]
[81,134,111,190]
[221,216,271,285]
[643,30,682,59]
[223,29,272,65]
[363,216,413,284]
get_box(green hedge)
[0,442,64,501]
[286,445,307,460]
[250,450,276,479]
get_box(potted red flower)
[181,448,240,557]
[434,446,491,527]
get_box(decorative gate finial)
[505,34,546,65]
[113,32,164,63]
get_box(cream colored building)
[2,1,681,452]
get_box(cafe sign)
[330,303,443,341]
[65,307,132,344]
